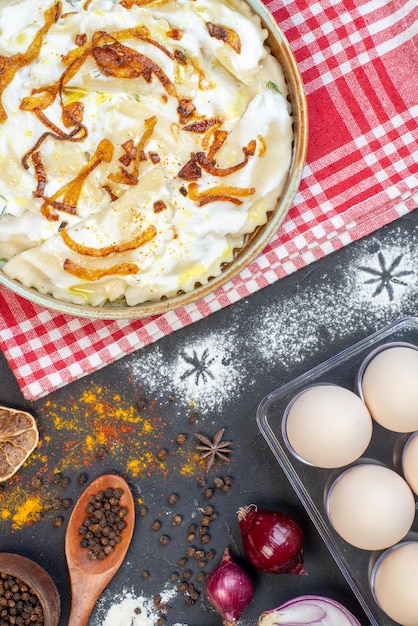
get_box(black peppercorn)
[167,493,178,505]
[213,477,224,489]
[77,488,128,561]
[31,478,42,491]
[157,449,168,461]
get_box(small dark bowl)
[0,553,61,626]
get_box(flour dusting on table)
[93,585,184,626]
[126,227,418,412]
[127,331,246,412]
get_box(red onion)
[238,504,306,574]
[206,547,254,625]
[258,595,362,625]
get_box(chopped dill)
[266,80,282,94]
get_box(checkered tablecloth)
[1,0,417,400]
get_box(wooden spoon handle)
[67,575,104,626]
[68,605,90,626]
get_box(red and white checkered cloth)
[1,0,417,400]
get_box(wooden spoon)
[65,473,135,626]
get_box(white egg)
[283,385,373,468]
[326,464,415,550]
[402,431,418,495]
[360,344,418,432]
[372,542,418,626]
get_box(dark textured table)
[1,210,417,625]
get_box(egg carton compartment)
[256,316,418,626]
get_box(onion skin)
[206,547,254,625]
[257,595,362,625]
[238,505,306,574]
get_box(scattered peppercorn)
[141,571,150,580]
[167,493,178,505]
[157,449,168,461]
[139,506,148,518]
[159,535,170,546]
[181,569,192,581]
[95,445,107,459]
[31,477,42,490]
[187,412,198,424]
[78,473,88,484]
[190,589,200,601]
[151,520,161,531]
[171,514,182,526]
[136,397,148,410]
[51,496,62,510]
[53,472,63,484]
[203,488,213,499]
[175,434,187,445]
[52,516,64,527]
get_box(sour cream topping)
[0,0,293,306]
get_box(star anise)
[195,428,232,473]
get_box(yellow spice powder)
[12,494,43,529]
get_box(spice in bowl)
[0,554,60,626]
[0,571,44,624]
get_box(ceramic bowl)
[0,0,308,319]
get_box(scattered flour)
[251,238,418,366]
[92,584,186,626]
[125,232,418,415]
[126,330,246,413]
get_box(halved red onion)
[258,595,361,625]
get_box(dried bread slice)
[0,405,39,482]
